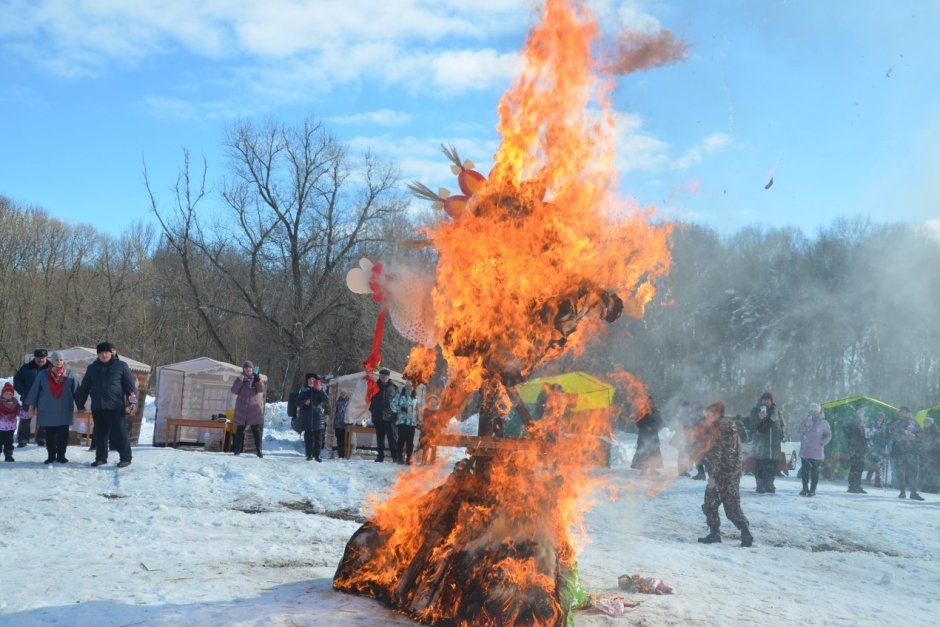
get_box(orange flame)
[336,1,674,623]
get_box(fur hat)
[1,381,14,396]
[96,342,114,354]
[305,372,319,382]
[378,368,391,375]
[33,348,48,358]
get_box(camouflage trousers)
[702,474,749,530]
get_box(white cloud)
[1,1,529,83]
[612,111,670,173]
[327,109,413,127]
[672,132,732,169]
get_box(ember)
[334,0,673,624]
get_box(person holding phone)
[748,392,783,494]
[231,360,266,457]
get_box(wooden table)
[164,418,230,448]
[343,425,377,458]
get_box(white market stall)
[153,357,267,451]
[326,369,423,457]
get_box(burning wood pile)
[334,1,677,624]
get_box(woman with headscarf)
[25,351,79,464]
[230,360,266,457]
[798,402,832,496]
[748,392,784,493]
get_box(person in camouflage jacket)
[697,400,753,547]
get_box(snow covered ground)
[1,397,937,626]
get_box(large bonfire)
[334,0,676,624]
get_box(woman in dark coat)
[25,351,79,464]
[297,373,328,461]
[748,392,783,493]
[631,396,663,474]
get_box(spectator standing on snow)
[748,392,784,494]
[369,368,399,463]
[333,390,350,459]
[75,342,138,468]
[13,348,50,447]
[697,400,753,547]
[230,360,266,458]
[844,403,869,494]
[798,402,832,497]
[0,382,22,462]
[865,412,889,488]
[297,373,328,462]
[631,396,663,475]
[394,381,418,465]
[891,407,924,500]
[25,351,79,464]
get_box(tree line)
[3,117,939,419]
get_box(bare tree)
[148,118,407,397]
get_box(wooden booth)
[23,347,152,445]
[153,357,267,452]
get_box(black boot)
[233,425,245,455]
[909,492,924,501]
[739,525,753,548]
[697,529,721,544]
[800,476,809,496]
[251,425,263,458]
[809,477,818,497]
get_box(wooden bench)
[164,418,230,448]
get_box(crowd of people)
[630,392,938,549]
[2,344,137,466]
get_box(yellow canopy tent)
[516,371,615,413]
[915,405,940,427]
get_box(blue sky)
[1,0,938,237]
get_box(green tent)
[820,395,898,480]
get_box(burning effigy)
[334,0,677,624]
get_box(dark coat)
[631,408,663,470]
[25,369,78,427]
[75,357,136,412]
[749,403,784,460]
[369,379,398,424]
[13,359,51,410]
[297,385,328,431]
[843,412,869,455]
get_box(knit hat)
[1,382,13,396]
[33,348,48,358]
[242,360,254,369]
[305,372,319,382]
[809,402,822,413]
[96,342,114,354]
[49,351,64,362]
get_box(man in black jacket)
[13,348,50,447]
[75,342,138,468]
[369,368,399,463]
